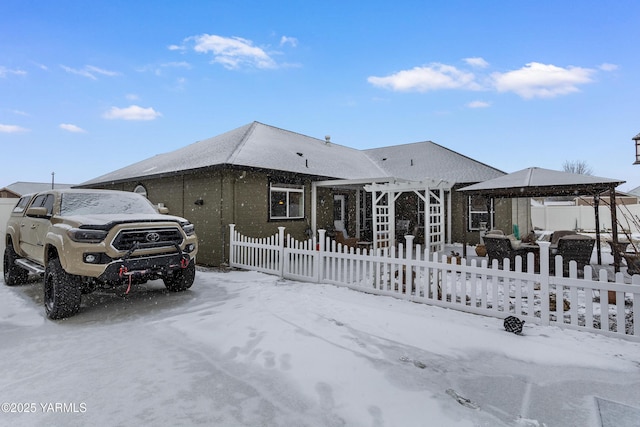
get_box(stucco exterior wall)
[84,173,522,264]
[89,169,319,266]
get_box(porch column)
[610,184,620,272]
[311,182,318,235]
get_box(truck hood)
[59,214,189,229]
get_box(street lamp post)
[633,132,640,165]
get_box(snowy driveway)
[1,268,639,426]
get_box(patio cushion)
[483,235,528,270]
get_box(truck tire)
[163,260,195,292]
[44,258,82,319]
[3,244,29,286]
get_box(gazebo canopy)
[458,166,627,268]
[458,167,625,197]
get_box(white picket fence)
[228,224,640,342]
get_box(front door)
[333,195,346,233]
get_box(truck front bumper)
[98,251,192,283]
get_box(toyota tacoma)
[3,189,198,319]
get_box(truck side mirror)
[26,206,49,218]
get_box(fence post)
[537,241,551,325]
[278,226,286,279]
[228,224,236,266]
[317,229,326,283]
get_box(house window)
[270,184,304,219]
[468,195,493,231]
[133,184,148,198]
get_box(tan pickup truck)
[3,189,198,319]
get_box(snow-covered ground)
[1,267,639,427]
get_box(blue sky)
[1,0,639,190]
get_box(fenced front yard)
[229,224,639,342]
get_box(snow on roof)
[1,181,74,196]
[628,185,640,197]
[364,141,505,184]
[81,122,388,185]
[79,121,505,186]
[459,167,625,196]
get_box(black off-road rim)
[44,275,55,314]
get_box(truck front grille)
[112,227,184,251]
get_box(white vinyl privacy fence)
[532,204,640,234]
[229,224,639,342]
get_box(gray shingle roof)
[79,121,505,186]
[364,141,504,184]
[2,181,74,196]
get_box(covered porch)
[310,177,454,253]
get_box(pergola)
[363,178,454,251]
[458,167,626,267]
[311,177,455,252]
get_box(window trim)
[468,195,494,231]
[133,184,148,198]
[269,184,305,220]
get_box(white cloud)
[491,62,595,99]
[467,100,490,108]
[162,61,191,69]
[0,66,26,78]
[167,44,183,51]
[187,34,277,69]
[280,36,298,47]
[103,105,162,121]
[367,63,481,92]
[599,63,618,72]
[61,65,120,80]
[0,124,28,133]
[59,123,86,133]
[126,93,139,101]
[464,57,489,68]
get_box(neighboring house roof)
[79,121,505,187]
[0,181,74,197]
[628,185,640,197]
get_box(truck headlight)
[68,228,108,243]
[181,223,195,236]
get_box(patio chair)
[622,253,640,275]
[335,231,358,248]
[550,230,577,246]
[551,234,595,275]
[483,234,528,270]
[333,222,359,248]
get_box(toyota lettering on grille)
[145,232,161,243]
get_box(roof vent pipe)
[325,135,331,145]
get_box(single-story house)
[77,121,516,266]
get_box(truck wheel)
[44,258,82,319]
[163,260,195,292]
[3,244,29,286]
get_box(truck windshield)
[60,192,159,215]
